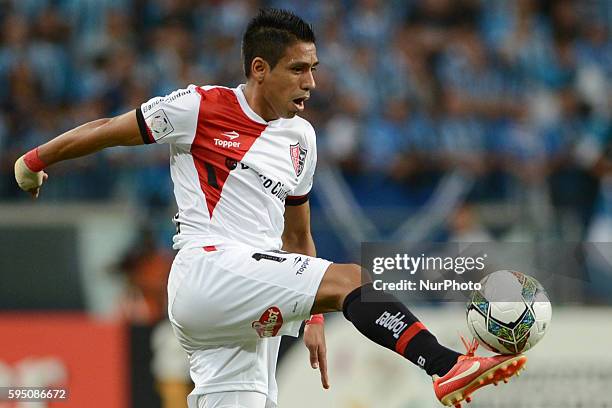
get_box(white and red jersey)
[137,84,317,251]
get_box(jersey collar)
[234,84,271,125]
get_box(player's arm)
[14,110,143,197]
[282,200,330,389]
[282,200,316,256]
[38,110,144,164]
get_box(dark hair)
[242,8,315,78]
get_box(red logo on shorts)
[252,306,283,338]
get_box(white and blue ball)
[466,270,552,354]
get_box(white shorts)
[167,244,331,406]
[196,391,271,408]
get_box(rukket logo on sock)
[376,311,408,339]
[252,306,284,338]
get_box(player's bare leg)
[311,263,363,313]
[312,263,526,407]
[312,263,462,375]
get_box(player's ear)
[251,57,268,83]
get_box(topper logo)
[375,311,408,339]
[214,138,241,148]
[221,130,240,140]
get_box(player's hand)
[304,322,329,389]
[14,155,48,198]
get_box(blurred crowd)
[1,0,611,238]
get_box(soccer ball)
[466,270,552,354]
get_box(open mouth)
[292,97,308,111]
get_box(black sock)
[342,283,461,377]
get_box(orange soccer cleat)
[432,336,527,407]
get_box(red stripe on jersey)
[191,87,268,219]
[395,322,426,355]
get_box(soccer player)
[14,9,526,408]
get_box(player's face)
[264,41,318,119]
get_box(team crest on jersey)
[252,306,283,338]
[290,143,307,177]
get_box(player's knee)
[336,263,371,308]
[314,263,365,313]
[340,263,363,293]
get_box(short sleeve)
[137,85,201,145]
[286,124,317,206]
